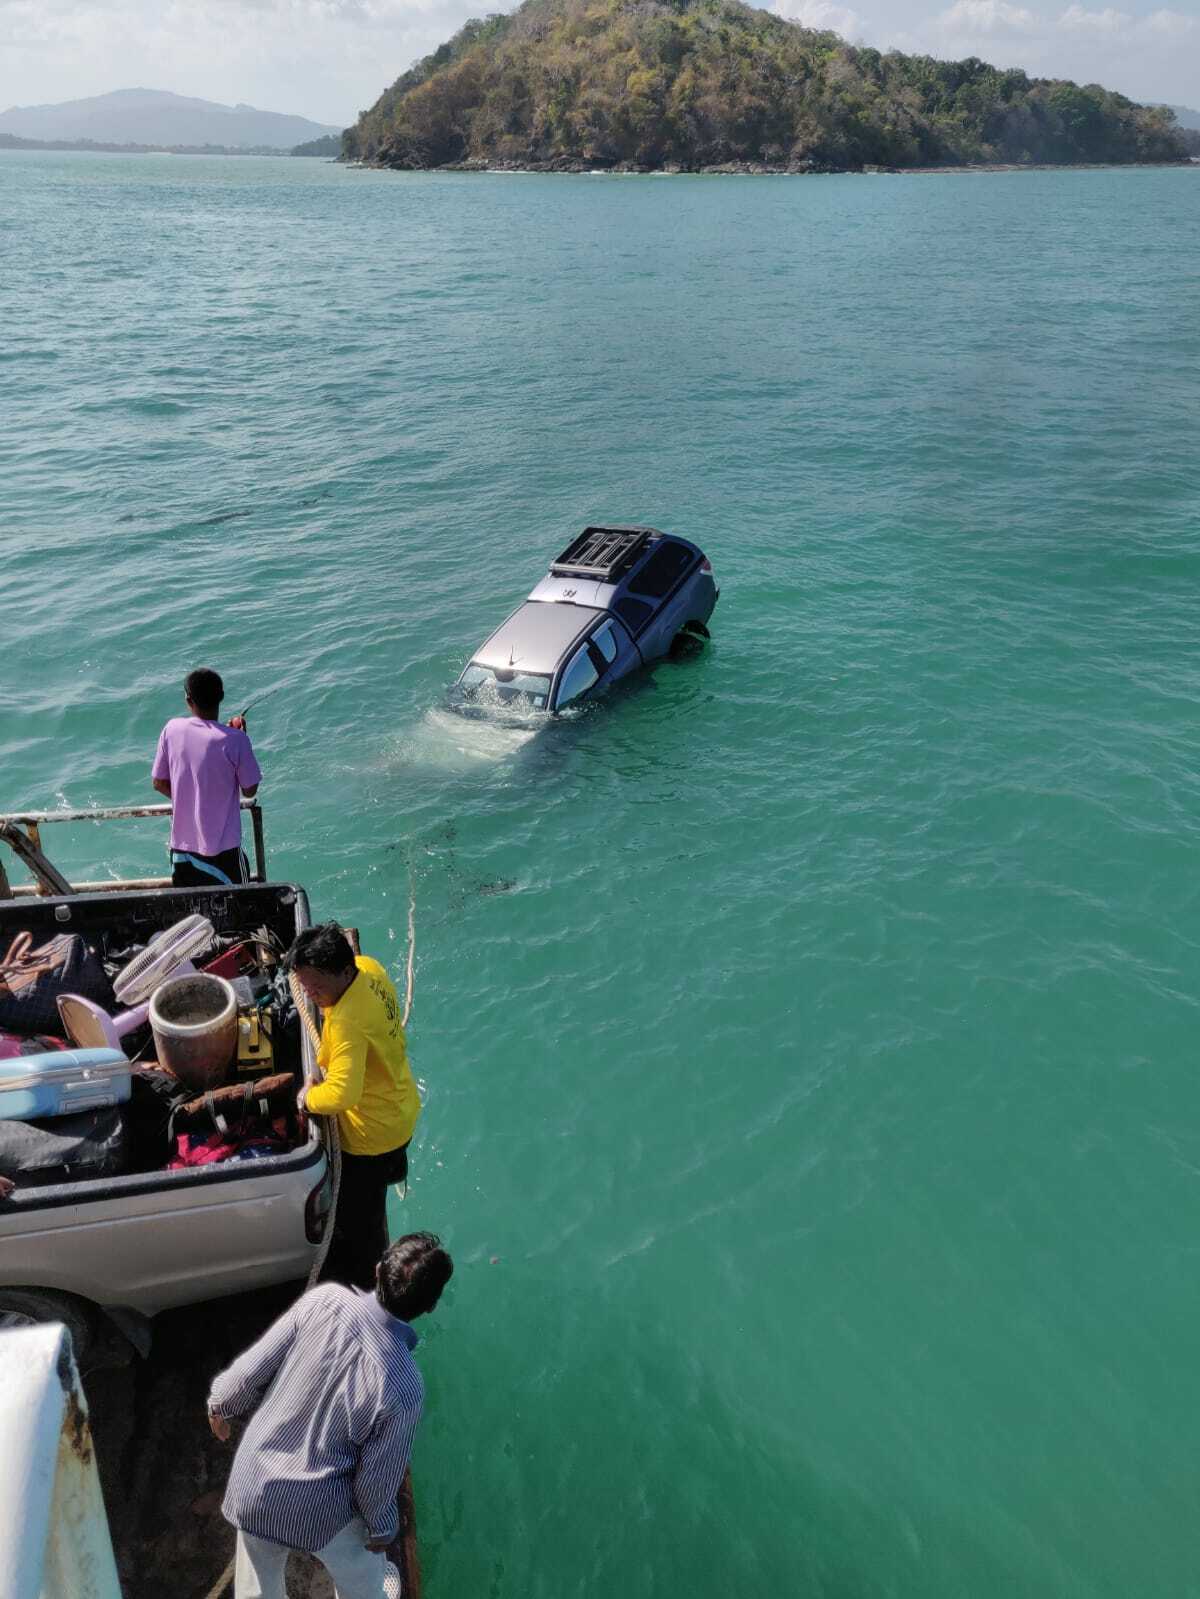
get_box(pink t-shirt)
[152,717,262,857]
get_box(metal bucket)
[149,973,237,1091]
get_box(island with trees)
[291,133,343,156]
[342,0,1191,172]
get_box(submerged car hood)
[473,600,602,676]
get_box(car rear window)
[626,541,695,599]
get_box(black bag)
[0,1106,128,1188]
[125,1069,192,1170]
[0,932,116,1037]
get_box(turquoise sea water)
[3,152,1200,1597]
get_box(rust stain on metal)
[62,1387,95,1465]
[394,1467,422,1599]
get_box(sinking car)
[454,526,719,715]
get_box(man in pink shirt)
[152,668,263,887]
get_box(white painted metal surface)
[0,1155,324,1315]
[0,1324,121,1599]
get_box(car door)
[620,540,699,660]
[553,618,639,711]
[553,642,601,712]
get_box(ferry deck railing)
[0,801,266,899]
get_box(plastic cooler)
[0,1048,132,1122]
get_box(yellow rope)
[199,1558,236,1599]
[289,969,342,1289]
[402,868,417,1029]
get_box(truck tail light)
[305,1163,335,1243]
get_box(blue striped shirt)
[208,1284,424,1551]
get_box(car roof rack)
[549,526,657,583]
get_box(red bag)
[169,1124,290,1169]
[0,1031,69,1061]
[169,1131,243,1168]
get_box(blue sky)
[0,0,1195,129]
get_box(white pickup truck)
[0,806,332,1360]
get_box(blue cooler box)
[0,1048,132,1122]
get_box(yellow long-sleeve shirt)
[305,956,421,1156]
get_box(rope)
[396,869,416,1204]
[290,970,342,1293]
[401,867,417,1029]
[199,1558,237,1599]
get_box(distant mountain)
[345,0,1189,171]
[0,89,339,150]
[1167,105,1200,132]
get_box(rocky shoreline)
[351,156,1197,176]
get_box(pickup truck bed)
[0,883,330,1336]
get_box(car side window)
[592,621,619,665]
[615,597,653,633]
[557,645,599,708]
[626,541,695,599]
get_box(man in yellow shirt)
[289,924,421,1290]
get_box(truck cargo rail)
[0,802,267,899]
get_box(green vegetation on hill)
[343,0,1188,171]
[291,133,343,156]
[0,131,286,155]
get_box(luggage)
[0,1047,132,1122]
[0,931,116,1037]
[0,1105,128,1187]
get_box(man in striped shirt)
[207,1232,453,1599]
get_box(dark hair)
[287,922,356,974]
[185,668,224,713]
[377,1232,453,1319]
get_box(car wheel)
[0,1288,95,1366]
[670,621,710,658]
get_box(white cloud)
[905,0,1199,101]
[937,0,1037,33]
[0,0,481,124]
[774,0,864,36]
[1056,4,1193,36]
[1145,7,1194,35]
[1057,4,1131,32]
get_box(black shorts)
[170,847,249,888]
[323,1143,411,1291]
